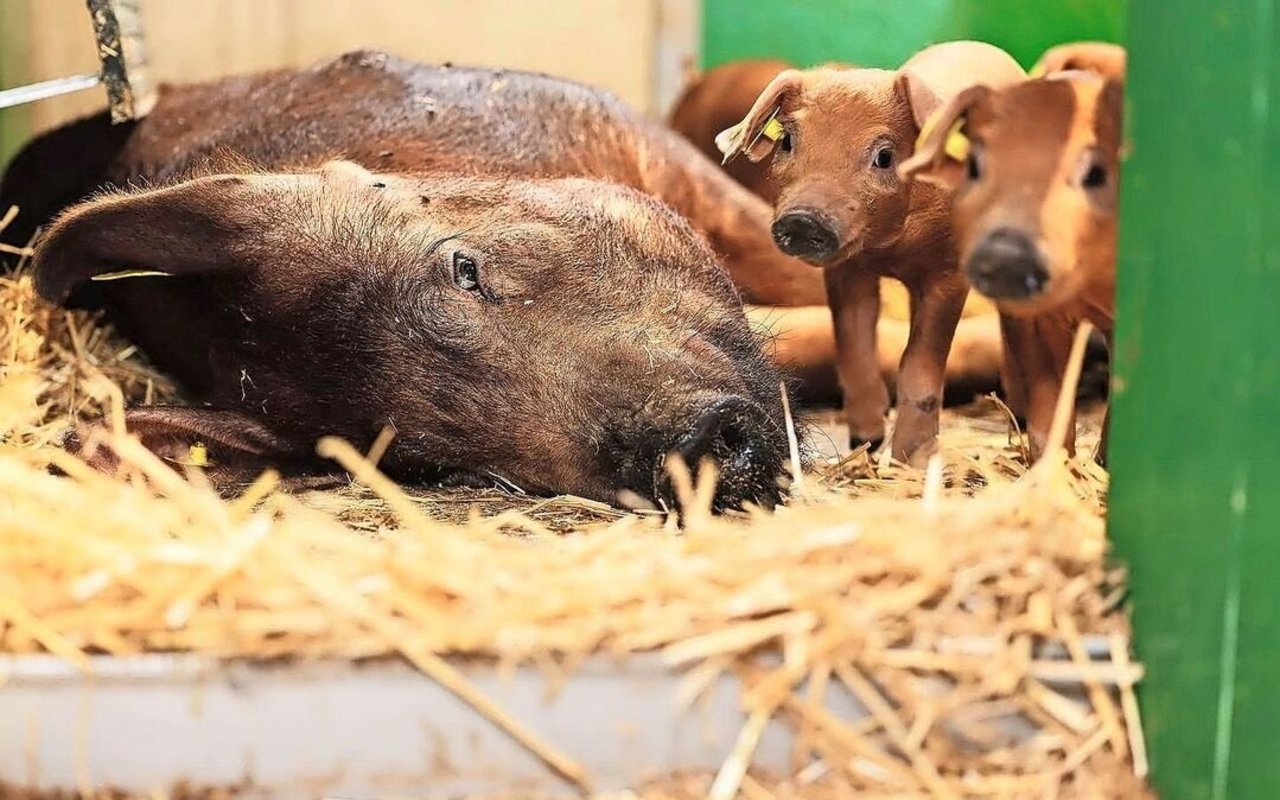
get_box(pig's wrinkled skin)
[720,42,1026,466]
[901,63,1124,463]
[1,51,807,510]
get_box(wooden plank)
[28,0,102,133]
[13,0,664,137]
[652,0,700,118]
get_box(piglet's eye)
[1083,163,1108,189]
[452,253,480,292]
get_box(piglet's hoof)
[904,444,937,469]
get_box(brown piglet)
[717,41,1025,465]
[900,57,1125,462]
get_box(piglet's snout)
[965,228,1051,301]
[663,396,784,511]
[772,209,840,263]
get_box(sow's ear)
[715,69,803,164]
[67,406,341,491]
[32,173,280,305]
[898,84,992,191]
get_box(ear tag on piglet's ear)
[741,110,784,155]
[90,268,172,282]
[943,119,971,162]
[915,110,971,164]
[717,108,783,164]
[761,115,785,142]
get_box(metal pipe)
[0,73,100,111]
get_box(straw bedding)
[0,246,1152,797]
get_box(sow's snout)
[646,395,787,512]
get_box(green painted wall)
[1110,1,1280,798]
[703,0,1126,69]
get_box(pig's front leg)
[892,272,967,466]
[825,265,890,451]
[999,332,1030,422]
[1000,313,1077,461]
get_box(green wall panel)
[703,0,1127,69]
[1111,1,1280,798]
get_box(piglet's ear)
[33,173,281,305]
[716,69,803,164]
[1099,78,1127,156]
[898,84,991,190]
[1032,42,1127,81]
[898,69,947,132]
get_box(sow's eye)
[872,146,894,170]
[452,252,481,292]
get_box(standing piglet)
[717,41,1024,465]
[900,56,1125,462]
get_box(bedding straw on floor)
[0,264,1152,799]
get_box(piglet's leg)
[1000,314,1077,462]
[1095,407,1110,466]
[825,265,890,451]
[892,273,968,467]
[999,333,1030,422]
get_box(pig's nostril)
[771,210,839,262]
[660,396,784,512]
[965,229,1050,301]
[673,397,745,468]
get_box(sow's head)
[33,161,791,510]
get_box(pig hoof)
[848,434,884,455]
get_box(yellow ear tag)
[943,119,971,162]
[187,442,210,467]
[916,109,942,152]
[90,269,171,282]
[761,116,785,142]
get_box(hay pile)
[0,259,1151,798]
